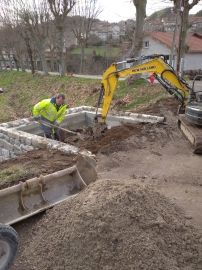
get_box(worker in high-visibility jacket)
[33,94,68,140]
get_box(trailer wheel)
[0,225,18,270]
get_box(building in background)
[142,32,202,71]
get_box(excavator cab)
[185,75,202,126]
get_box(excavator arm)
[96,55,194,123]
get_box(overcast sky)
[97,0,202,23]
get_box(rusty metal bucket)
[0,155,97,225]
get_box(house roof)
[145,32,202,53]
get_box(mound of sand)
[14,179,202,270]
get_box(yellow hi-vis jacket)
[33,98,68,124]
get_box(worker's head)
[56,94,65,106]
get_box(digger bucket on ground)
[0,156,97,225]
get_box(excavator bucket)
[0,155,97,225]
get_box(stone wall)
[0,106,164,162]
[0,127,33,162]
[0,117,81,162]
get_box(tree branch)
[188,0,200,10]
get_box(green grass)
[71,46,121,57]
[113,78,166,110]
[0,71,100,122]
[0,71,166,123]
[0,165,30,185]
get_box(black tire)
[0,225,18,270]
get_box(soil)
[64,124,155,154]
[61,98,179,155]
[12,180,202,270]
[3,96,202,269]
[0,149,76,189]
[96,97,202,232]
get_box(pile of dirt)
[0,149,76,189]
[13,179,202,270]
[62,97,180,155]
[64,124,145,154]
[63,122,174,155]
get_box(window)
[144,41,149,48]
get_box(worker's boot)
[54,129,64,142]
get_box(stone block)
[0,124,8,128]
[13,149,22,155]
[21,145,34,152]
[2,149,10,158]
[19,135,26,144]
[13,143,21,151]
[9,138,15,144]
[0,139,13,151]
[0,139,4,147]
[3,135,9,142]
[8,132,18,139]
[10,153,17,159]
[31,138,47,149]
[47,142,61,150]
[25,137,32,146]
[14,139,20,146]
[58,144,78,154]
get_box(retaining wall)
[0,106,164,162]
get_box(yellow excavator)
[95,54,202,153]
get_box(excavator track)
[178,115,202,154]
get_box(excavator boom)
[95,54,202,153]
[98,55,192,122]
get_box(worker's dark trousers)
[40,117,61,141]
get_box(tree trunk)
[173,0,200,76]
[50,51,55,72]
[130,0,147,57]
[80,44,85,74]
[13,55,20,71]
[40,52,48,75]
[177,5,189,76]
[8,54,13,70]
[37,43,49,75]
[0,51,7,68]
[24,36,35,74]
[57,28,65,75]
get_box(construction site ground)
[4,97,202,269]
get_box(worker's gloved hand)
[33,116,41,121]
[54,121,60,127]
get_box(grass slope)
[71,46,121,57]
[0,71,166,123]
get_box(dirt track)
[8,96,202,269]
[96,97,202,232]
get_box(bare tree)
[130,0,147,57]
[47,0,75,75]
[0,25,15,69]
[71,0,101,73]
[0,0,36,74]
[172,0,201,74]
[19,0,50,74]
[47,21,58,71]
